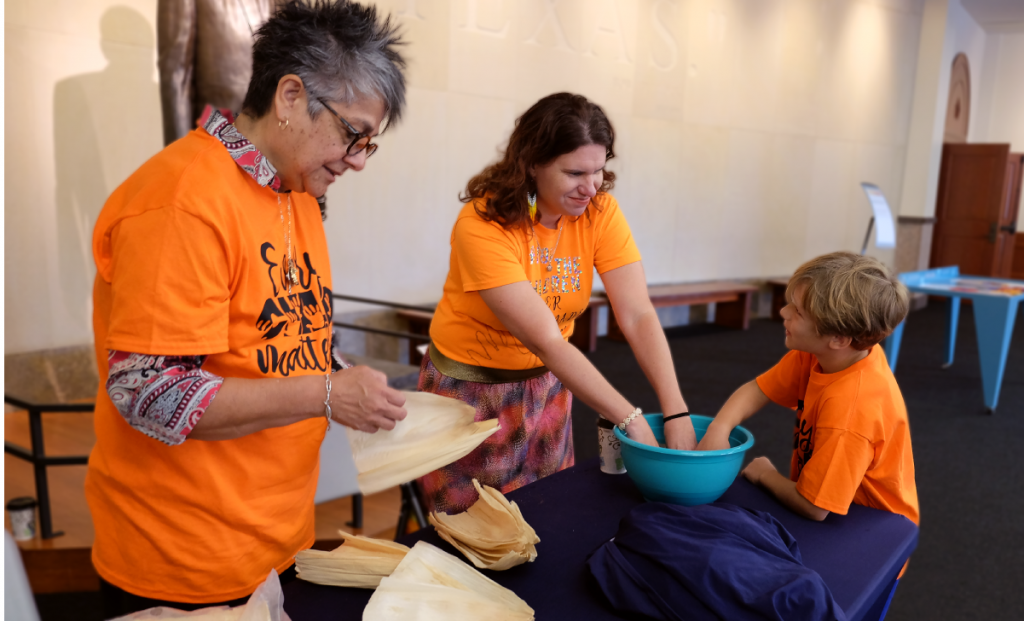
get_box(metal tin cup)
[597,417,626,474]
[6,497,37,541]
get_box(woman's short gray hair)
[242,0,406,128]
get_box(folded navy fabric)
[588,502,846,621]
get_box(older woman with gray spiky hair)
[87,1,408,614]
[236,0,407,205]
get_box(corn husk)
[348,392,500,495]
[429,480,540,571]
[362,541,534,620]
[296,532,410,588]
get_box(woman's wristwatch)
[662,412,690,424]
[618,408,642,432]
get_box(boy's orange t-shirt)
[756,346,919,527]
[87,128,333,602]
[429,193,642,369]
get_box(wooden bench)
[568,297,609,353]
[395,309,434,366]
[398,282,758,355]
[767,278,790,321]
[601,281,759,341]
[398,300,610,356]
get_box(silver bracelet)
[618,407,642,433]
[324,374,333,430]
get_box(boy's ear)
[828,335,853,350]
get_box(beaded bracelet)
[618,407,642,432]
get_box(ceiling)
[960,0,1024,33]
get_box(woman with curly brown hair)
[418,93,697,513]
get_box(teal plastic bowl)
[613,414,754,506]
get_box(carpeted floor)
[570,301,1024,621]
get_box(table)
[883,266,1024,412]
[283,459,918,621]
[603,281,758,342]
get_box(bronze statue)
[158,0,286,145]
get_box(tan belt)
[428,343,549,384]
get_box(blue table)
[283,459,918,621]
[883,266,1024,412]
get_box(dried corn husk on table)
[362,541,534,621]
[348,391,500,495]
[296,532,409,588]
[429,479,540,571]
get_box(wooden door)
[1012,234,1024,280]
[994,154,1023,277]
[930,144,1020,276]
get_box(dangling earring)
[527,191,537,220]
[279,118,289,130]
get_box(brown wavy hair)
[461,92,616,230]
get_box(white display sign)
[860,183,897,249]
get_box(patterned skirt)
[416,351,574,514]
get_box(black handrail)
[3,397,93,539]
[331,294,433,343]
[332,321,429,342]
[4,396,94,413]
[331,293,434,313]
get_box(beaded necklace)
[278,193,299,292]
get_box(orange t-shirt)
[429,193,642,370]
[756,346,919,526]
[87,128,332,602]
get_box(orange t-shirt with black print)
[87,128,332,602]
[429,193,642,370]
[756,346,919,527]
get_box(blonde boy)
[699,252,919,530]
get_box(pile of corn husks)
[296,532,409,588]
[363,541,534,620]
[429,479,540,571]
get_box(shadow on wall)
[53,6,161,330]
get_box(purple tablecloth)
[283,459,917,620]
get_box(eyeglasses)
[317,98,379,158]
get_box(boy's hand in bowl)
[696,420,733,451]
